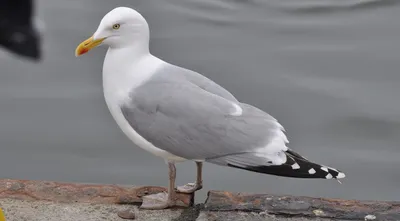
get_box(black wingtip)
[228,163,345,180]
[227,153,346,180]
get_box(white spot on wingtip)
[326,173,333,179]
[230,103,243,116]
[326,166,339,172]
[291,163,300,169]
[337,172,346,179]
[308,168,316,174]
[320,167,329,172]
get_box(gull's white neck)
[102,44,164,103]
[100,43,185,162]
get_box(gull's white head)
[75,7,149,56]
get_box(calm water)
[0,0,400,202]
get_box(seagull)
[75,7,345,210]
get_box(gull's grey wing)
[120,71,285,163]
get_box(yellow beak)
[75,36,105,57]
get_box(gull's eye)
[112,24,120,30]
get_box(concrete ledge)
[0,198,184,221]
[0,179,193,207]
[204,190,400,220]
[0,179,399,220]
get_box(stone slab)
[196,211,335,221]
[0,198,184,221]
[205,190,399,221]
[1,179,400,221]
[0,179,193,207]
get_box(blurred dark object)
[0,0,42,61]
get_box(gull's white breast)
[102,50,186,162]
